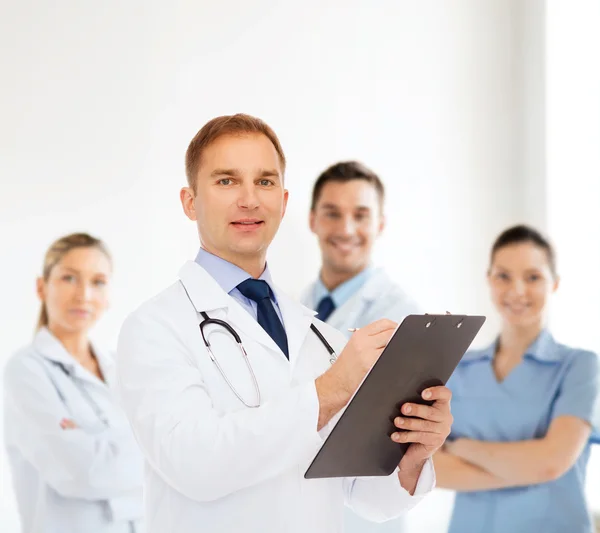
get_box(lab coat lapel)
[33,328,110,387]
[271,286,316,368]
[33,328,76,369]
[224,304,288,362]
[178,261,289,363]
[358,269,389,304]
[93,344,116,387]
[327,269,386,330]
[299,281,317,309]
[327,294,364,331]
[178,260,230,312]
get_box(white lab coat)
[3,328,144,533]
[115,260,434,533]
[301,268,421,533]
[300,268,420,336]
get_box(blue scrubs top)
[447,330,600,533]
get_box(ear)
[378,213,386,236]
[180,187,197,221]
[36,277,45,302]
[281,189,289,219]
[552,275,560,293]
[309,209,317,234]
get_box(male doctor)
[301,161,419,334]
[116,114,452,533]
[301,163,424,532]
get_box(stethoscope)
[198,311,337,408]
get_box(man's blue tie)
[316,295,336,322]
[237,279,289,359]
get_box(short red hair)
[185,113,286,190]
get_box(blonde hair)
[36,233,112,330]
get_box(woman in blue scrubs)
[435,224,600,533]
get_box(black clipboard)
[304,314,485,479]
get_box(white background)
[1,1,598,531]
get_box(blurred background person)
[3,233,144,533]
[301,161,419,333]
[3,3,599,531]
[434,225,600,533]
[301,161,419,533]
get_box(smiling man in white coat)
[302,161,419,334]
[116,114,452,533]
[302,161,421,532]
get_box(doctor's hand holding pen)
[315,318,453,494]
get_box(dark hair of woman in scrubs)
[434,224,600,533]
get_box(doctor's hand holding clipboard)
[115,113,453,533]
[316,319,453,488]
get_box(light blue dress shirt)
[312,266,374,309]
[446,329,600,533]
[194,248,284,325]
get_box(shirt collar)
[33,327,77,367]
[314,266,374,308]
[524,329,560,362]
[195,248,277,301]
[33,327,114,384]
[460,329,560,364]
[459,343,495,364]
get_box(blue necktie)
[237,279,289,359]
[316,295,336,322]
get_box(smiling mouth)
[504,303,531,313]
[69,309,91,316]
[330,240,361,252]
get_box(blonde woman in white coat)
[3,233,144,533]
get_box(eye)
[496,272,510,281]
[355,213,369,222]
[527,273,541,282]
[258,179,274,186]
[218,178,232,186]
[93,279,107,287]
[325,212,340,219]
[62,274,76,283]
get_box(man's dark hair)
[310,161,385,210]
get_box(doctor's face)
[37,247,111,334]
[181,133,288,268]
[487,242,558,329]
[310,179,384,278]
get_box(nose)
[74,280,92,302]
[237,183,260,210]
[339,215,357,237]
[511,279,527,296]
